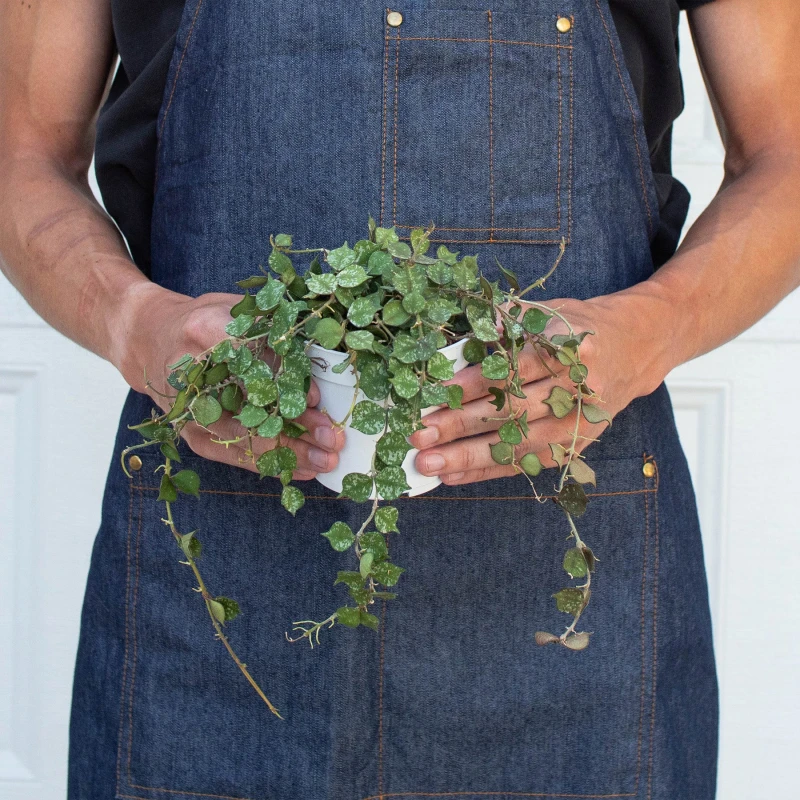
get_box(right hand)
[114,282,345,480]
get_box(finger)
[409,375,568,449]
[444,347,558,405]
[292,407,346,452]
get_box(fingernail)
[422,453,446,475]
[314,426,336,450]
[309,448,330,470]
[414,426,440,448]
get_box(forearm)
[601,150,800,388]
[0,152,165,373]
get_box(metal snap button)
[387,10,403,27]
[643,461,656,478]
[129,455,143,471]
[556,16,572,33]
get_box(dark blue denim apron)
[69,2,719,798]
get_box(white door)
[1,17,798,799]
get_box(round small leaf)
[281,486,305,516]
[351,400,387,435]
[322,522,355,552]
[337,606,361,628]
[340,472,374,502]
[192,395,223,427]
[481,354,509,381]
[563,547,588,578]
[311,318,344,350]
[520,453,542,476]
[557,482,588,517]
[375,506,399,533]
[490,441,514,466]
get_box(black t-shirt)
[95,0,714,276]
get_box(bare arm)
[0,0,343,477]
[411,0,800,484]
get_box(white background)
[1,14,798,799]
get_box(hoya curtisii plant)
[121,218,612,717]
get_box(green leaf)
[582,403,613,426]
[498,420,522,444]
[387,240,412,260]
[345,330,375,351]
[256,416,283,439]
[360,531,388,560]
[557,482,588,517]
[337,606,362,628]
[376,431,412,466]
[569,363,589,383]
[569,458,597,486]
[167,353,193,371]
[255,277,286,311]
[334,571,364,589]
[225,314,255,337]
[447,384,464,409]
[179,531,201,560]
[278,387,306,419]
[281,486,305,516]
[424,297,460,325]
[563,632,592,651]
[427,352,455,381]
[375,466,410,500]
[158,474,177,502]
[563,547,588,578]
[311,317,344,350]
[328,243,357,271]
[230,292,257,318]
[436,244,459,264]
[488,387,505,411]
[387,404,416,436]
[208,599,227,625]
[160,440,181,462]
[582,546,597,572]
[351,400,387,435]
[359,551,375,579]
[340,472,374,502]
[357,355,391,400]
[372,561,405,587]
[172,469,200,497]
[274,233,293,247]
[269,249,295,280]
[305,272,338,296]
[553,588,586,616]
[348,296,378,328]
[245,377,278,407]
[543,386,576,419]
[211,340,235,364]
[426,261,454,285]
[463,339,487,363]
[410,227,430,255]
[235,404,269,429]
[375,506,399,533]
[349,585,372,605]
[390,366,420,399]
[368,249,394,276]
[219,384,244,413]
[550,442,568,467]
[490,441,515,466]
[237,275,269,289]
[421,383,448,407]
[522,307,551,334]
[228,344,254,376]
[214,596,241,622]
[498,263,520,291]
[192,395,223,427]
[481,354,509,380]
[401,292,427,314]
[337,264,369,288]
[470,316,500,342]
[281,420,308,439]
[322,522,355,552]
[382,299,412,327]
[203,362,230,387]
[256,450,280,477]
[520,453,542,476]
[359,610,380,630]
[453,256,479,290]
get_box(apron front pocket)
[380,5,574,244]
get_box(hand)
[409,295,667,486]
[114,282,345,480]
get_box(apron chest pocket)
[379,5,574,244]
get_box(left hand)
[409,295,666,485]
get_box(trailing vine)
[121,219,611,717]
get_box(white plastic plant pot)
[307,338,469,498]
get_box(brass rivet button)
[129,455,143,472]
[387,10,403,27]
[643,462,656,478]
[556,16,572,33]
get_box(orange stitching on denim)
[381,12,390,226]
[137,486,654,501]
[125,476,144,786]
[394,224,559,231]
[424,238,572,245]
[646,458,660,799]
[555,40,562,231]
[592,0,654,234]
[401,37,572,49]
[115,478,136,795]
[361,792,635,798]
[567,17,574,240]
[635,460,651,794]
[487,10,495,240]
[392,34,400,227]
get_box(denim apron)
[69,2,719,798]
